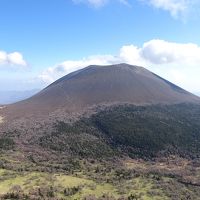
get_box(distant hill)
[0,89,39,104]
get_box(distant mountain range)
[0,89,40,104]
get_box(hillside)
[1,63,200,163]
[1,103,200,199]
[1,64,199,122]
[0,64,200,199]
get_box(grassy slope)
[1,151,200,199]
[1,158,200,200]
[0,168,168,200]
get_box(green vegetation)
[1,103,200,199]
[0,168,171,199]
[90,103,200,158]
[1,158,200,200]
[0,137,15,150]
[37,103,200,159]
[38,121,116,159]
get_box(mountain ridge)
[1,63,199,124]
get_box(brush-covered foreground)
[1,152,200,200]
[1,103,200,199]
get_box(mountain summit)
[2,63,199,121]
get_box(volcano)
[1,63,200,158]
[1,63,199,122]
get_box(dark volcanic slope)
[1,63,199,120]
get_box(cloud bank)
[0,51,27,67]
[39,39,200,93]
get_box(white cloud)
[39,55,120,83]
[39,39,200,94]
[119,45,144,65]
[119,0,131,6]
[72,0,199,19]
[72,0,108,7]
[141,39,200,65]
[0,51,7,65]
[143,0,199,19]
[0,51,27,67]
[149,0,187,17]
[72,0,130,7]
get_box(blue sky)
[0,0,200,93]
